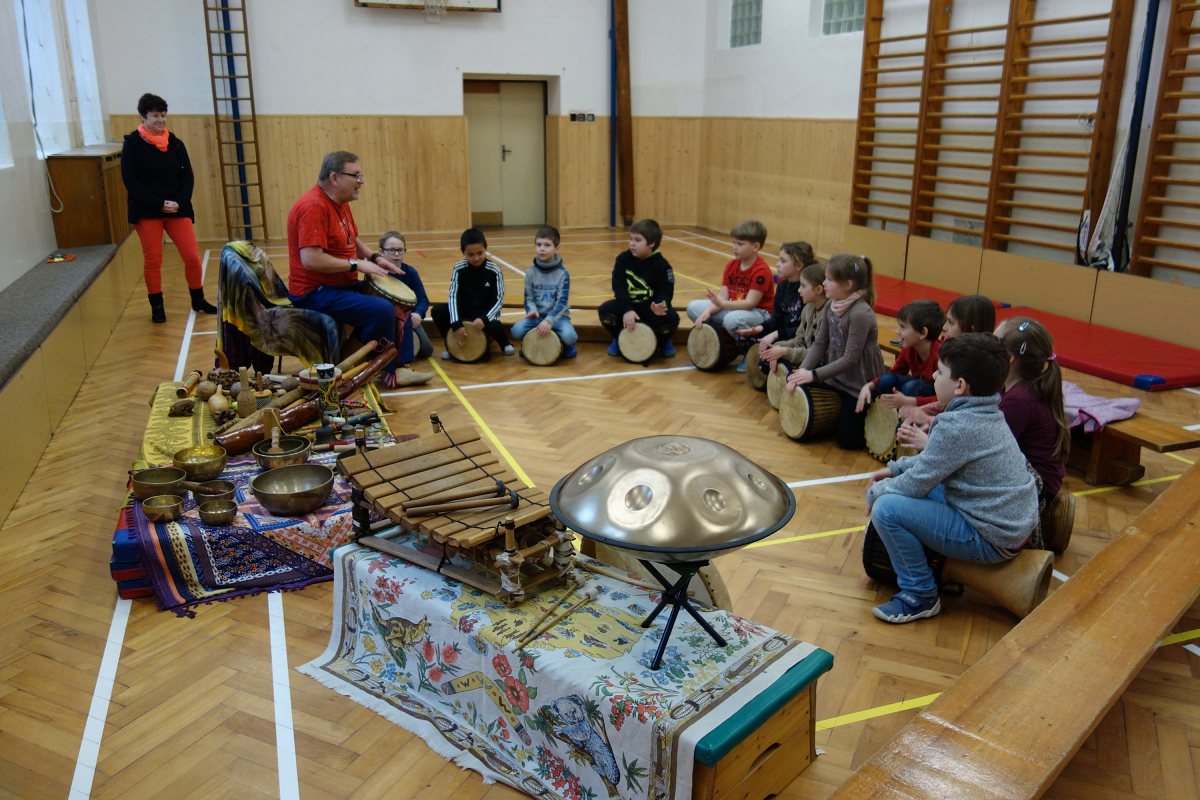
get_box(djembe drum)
[687,324,739,371]
[366,274,417,356]
[446,325,488,362]
[765,363,789,409]
[864,400,917,463]
[521,331,562,366]
[617,322,658,365]
[778,385,842,441]
[745,342,768,390]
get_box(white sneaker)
[502,344,515,356]
[440,350,451,360]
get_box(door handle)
[501,145,512,162]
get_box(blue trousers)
[871,486,1007,597]
[877,372,932,397]
[289,284,410,370]
[510,316,578,346]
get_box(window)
[822,0,865,35]
[730,0,762,48]
[64,0,103,145]
[12,0,73,156]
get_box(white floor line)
[785,471,876,489]
[1052,569,1070,583]
[667,229,779,260]
[1186,644,1200,658]
[1183,387,1200,396]
[68,597,132,800]
[381,386,450,397]
[268,593,300,800]
[484,251,527,278]
[1185,423,1200,431]
[172,250,209,381]
[664,235,735,261]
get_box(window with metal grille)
[730,0,762,48]
[822,0,865,35]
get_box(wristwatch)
[347,258,358,272]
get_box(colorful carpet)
[300,545,830,800]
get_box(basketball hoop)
[423,0,448,23]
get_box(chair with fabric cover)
[215,241,340,373]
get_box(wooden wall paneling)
[545,116,560,227]
[1131,2,1200,277]
[549,116,611,228]
[1090,270,1200,348]
[78,268,118,369]
[632,117,701,226]
[977,250,1097,322]
[119,233,142,297]
[38,304,86,432]
[0,350,51,526]
[904,235,982,294]
[843,224,908,278]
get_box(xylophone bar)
[338,430,484,477]
[365,458,506,507]
[402,479,508,511]
[350,439,493,490]
[373,469,519,515]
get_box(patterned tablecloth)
[300,543,822,800]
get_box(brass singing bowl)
[131,467,187,501]
[251,435,312,471]
[250,464,334,516]
[550,436,795,562]
[142,494,183,523]
[186,479,236,506]
[172,444,228,481]
[198,499,238,527]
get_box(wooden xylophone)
[338,414,575,605]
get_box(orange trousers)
[134,216,203,294]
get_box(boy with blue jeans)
[865,333,1038,623]
[511,225,578,359]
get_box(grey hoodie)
[866,394,1038,553]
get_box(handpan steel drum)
[549,436,795,563]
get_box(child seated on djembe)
[431,227,513,360]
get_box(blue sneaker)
[607,339,620,357]
[563,344,577,359]
[872,591,941,624]
[661,340,676,358]
[735,356,747,373]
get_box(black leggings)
[598,299,679,344]
[430,303,510,348]
[825,384,868,451]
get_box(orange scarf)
[138,124,170,152]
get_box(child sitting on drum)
[855,299,944,413]
[431,227,513,359]
[866,333,1039,623]
[686,220,776,369]
[378,231,434,360]
[785,254,885,450]
[735,241,817,374]
[510,225,578,359]
[598,218,680,358]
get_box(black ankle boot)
[148,292,166,324]
[189,287,218,314]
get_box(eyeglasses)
[338,171,364,183]
[381,247,405,255]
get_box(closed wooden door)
[464,81,545,227]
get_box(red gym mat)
[873,275,969,317]
[997,307,1200,391]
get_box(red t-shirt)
[722,256,775,312]
[286,184,359,297]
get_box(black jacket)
[121,130,196,223]
[610,250,675,314]
[760,278,804,340]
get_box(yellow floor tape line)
[428,358,536,489]
[746,524,866,550]
[1160,627,1200,647]
[816,692,941,731]
[1072,472,1181,497]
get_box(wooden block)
[904,236,982,295]
[0,351,52,526]
[843,224,907,279]
[978,250,1099,322]
[693,685,815,800]
[38,305,86,432]
[1091,269,1200,348]
[1105,416,1200,453]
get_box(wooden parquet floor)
[1,225,1197,799]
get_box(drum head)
[368,274,417,307]
[447,325,488,362]
[745,342,767,390]
[687,325,719,370]
[778,385,813,440]
[521,330,562,366]
[618,323,657,363]
[766,363,789,409]
[864,400,899,462]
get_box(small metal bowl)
[250,464,334,516]
[131,467,187,501]
[188,479,236,506]
[172,444,228,482]
[251,435,312,471]
[142,494,183,523]
[198,499,238,527]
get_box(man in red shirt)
[286,150,431,387]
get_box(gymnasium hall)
[1,1,1198,798]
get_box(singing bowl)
[250,464,334,516]
[131,467,187,501]
[172,444,228,481]
[550,436,795,562]
[142,494,183,523]
[198,499,238,527]
[189,479,236,506]
[251,435,312,470]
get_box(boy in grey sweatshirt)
[510,225,578,358]
[865,333,1038,623]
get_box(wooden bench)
[1072,415,1200,486]
[829,462,1200,799]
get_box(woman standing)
[121,93,216,323]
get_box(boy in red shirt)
[686,220,775,339]
[856,299,944,413]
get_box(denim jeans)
[685,299,770,335]
[509,315,579,346]
[877,371,933,397]
[290,284,401,370]
[870,485,1006,597]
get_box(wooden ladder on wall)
[1131,0,1200,278]
[203,0,268,243]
